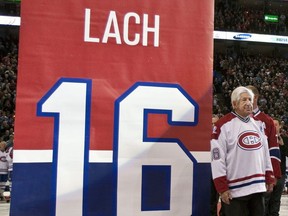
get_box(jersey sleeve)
[266,116,281,178]
[211,123,229,193]
[262,123,276,184]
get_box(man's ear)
[232,101,237,109]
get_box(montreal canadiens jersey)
[0,150,8,174]
[211,112,275,198]
[6,147,13,171]
[253,108,281,178]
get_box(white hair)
[231,86,254,108]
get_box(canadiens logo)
[0,156,7,162]
[237,131,262,150]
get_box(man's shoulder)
[212,113,236,139]
[218,113,235,123]
[254,111,273,123]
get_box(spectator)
[0,140,8,199]
[6,143,12,181]
[264,119,288,215]
[246,85,281,179]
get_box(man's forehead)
[240,92,251,98]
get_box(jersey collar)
[252,107,260,116]
[232,111,250,123]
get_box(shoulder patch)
[212,147,220,160]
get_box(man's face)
[233,92,253,117]
[212,117,219,126]
[0,142,6,151]
[273,120,281,133]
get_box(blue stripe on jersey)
[229,179,266,190]
[270,148,281,160]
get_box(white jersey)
[0,150,8,174]
[211,112,274,198]
[6,147,13,172]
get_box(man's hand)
[220,190,232,204]
[266,183,274,193]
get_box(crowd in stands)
[214,0,288,135]
[0,33,17,201]
[213,49,288,136]
[0,34,17,144]
[0,2,20,16]
[215,0,288,36]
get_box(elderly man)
[211,86,275,216]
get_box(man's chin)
[244,111,253,116]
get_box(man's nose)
[245,100,252,105]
